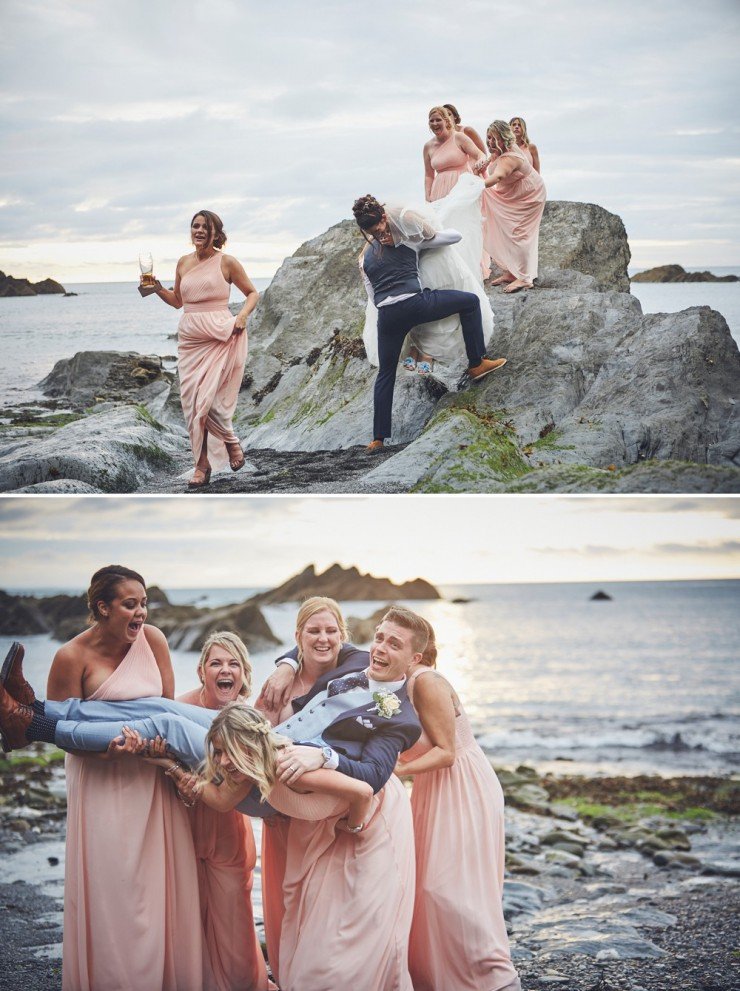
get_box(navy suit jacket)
[278,644,421,793]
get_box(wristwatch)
[320,746,333,766]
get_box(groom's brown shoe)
[1,642,35,707]
[0,681,33,753]
[468,357,507,382]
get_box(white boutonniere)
[372,690,402,719]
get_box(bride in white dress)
[362,173,493,389]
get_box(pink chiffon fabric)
[278,775,415,991]
[482,148,546,283]
[62,634,204,991]
[428,134,473,201]
[260,816,290,987]
[180,693,268,991]
[178,252,248,471]
[404,669,520,991]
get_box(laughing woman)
[175,633,268,991]
[45,565,204,991]
[145,210,259,489]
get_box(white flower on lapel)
[372,690,402,719]
[356,716,375,729]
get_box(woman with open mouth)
[143,210,259,489]
[174,632,269,991]
[36,564,204,991]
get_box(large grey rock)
[0,405,184,493]
[40,351,172,407]
[538,201,631,292]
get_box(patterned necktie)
[327,672,370,697]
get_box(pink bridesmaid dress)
[180,694,268,991]
[260,817,290,987]
[62,633,204,991]
[404,669,520,991]
[428,135,473,201]
[278,776,416,991]
[178,252,248,470]
[482,148,547,285]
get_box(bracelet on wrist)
[345,821,364,833]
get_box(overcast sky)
[1,0,738,282]
[1,495,738,590]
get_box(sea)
[0,270,738,407]
[2,578,738,779]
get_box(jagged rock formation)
[248,564,441,604]
[632,264,739,283]
[0,200,738,493]
[345,605,394,643]
[0,586,279,654]
[0,271,66,297]
[40,351,172,407]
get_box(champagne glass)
[139,251,155,287]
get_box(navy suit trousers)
[373,288,485,441]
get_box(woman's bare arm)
[152,258,184,309]
[423,143,435,201]
[530,143,541,173]
[483,154,520,187]
[463,124,487,154]
[394,672,456,776]
[222,255,259,334]
[143,624,175,699]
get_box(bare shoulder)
[143,623,168,649]
[176,687,201,705]
[412,669,452,699]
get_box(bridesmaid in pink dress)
[444,102,487,154]
[424,105,487,202]
[256,597,416,991]
[176,633,268,991]
[509,116,541,173]
[482,120,547,294]
[256,598,348,988]
[396,621,521,991]
[46,565,204,991]
[145,210,259,489]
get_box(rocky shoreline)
[0,201,738,495]
[1,749,737,990]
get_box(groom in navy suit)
[272,608,426,793]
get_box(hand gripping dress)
[177,252,248,470]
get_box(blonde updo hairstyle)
[486,120,516,157]
[197,631,252,697]
[509,116,530,146]
[295,596,349,665]
[203,702,287,801]
[428,105,455,133]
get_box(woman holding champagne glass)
[142,210,259,489]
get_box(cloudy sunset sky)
[1,496,738,590]
[1,0,739,282]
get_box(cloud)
[655,540,740,556]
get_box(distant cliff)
[631,264,739,283]
[248,563,441,604]
[0,271,67,297]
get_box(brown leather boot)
[1,642,35,707]
[0,681,33,752]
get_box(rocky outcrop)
[0,587,279,654]
[0,272,66,297]
[40,351,172,408]
[632,264,739,283]
[0,405,185,493]
[346,605,394,643]
[249,564,441,605]
[538,202,631,292]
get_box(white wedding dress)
[362,173,494,389]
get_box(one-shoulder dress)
[403,668,520,991]
[178,252,248,470]
[62,632,204,991]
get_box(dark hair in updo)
[443,103,461,124]
[352,194,384,233]
[87,565,146,623]
[191,210,227,249]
